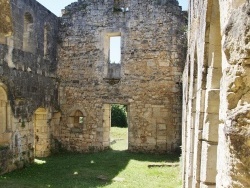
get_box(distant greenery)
[0,128,182,188]
[111,105,128,128]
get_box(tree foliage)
[111,104,128,127]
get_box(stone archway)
[0,86,8,143]
[34,108,50,157]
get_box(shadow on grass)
[0,148,180,188]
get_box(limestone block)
[206,67,222,89]
[200,141,217,184]
[203,113,219,142]
[199,90,207,113]
[192,139,202,188]
[205,90,220,114]
[159,61,169,67]
[158,124,166,130]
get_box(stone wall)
[182,0,250,187]
[0,0,59,174]
[0,0,13,36]
[57,0,187,153]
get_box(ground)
[0,127,181,188]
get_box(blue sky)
[36,0,188,16]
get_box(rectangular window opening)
[109,36,121,64]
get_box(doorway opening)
[102,104,128,151]
[34,108,50,157]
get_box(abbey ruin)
[0,0,249,187]
[0,0,186,174]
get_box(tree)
[111,104,128,127]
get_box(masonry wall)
[0,0,59,174]
[57,0,187,153]
[182,0,250,187]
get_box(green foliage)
[111,105,128,128]
[0,145,9,151]
[113,7,123,12]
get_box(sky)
[36,0,188,16]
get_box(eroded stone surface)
[183,0,250,187]
[0,0,59,175]
[57,0,187,153]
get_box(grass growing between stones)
[0,128,182,188]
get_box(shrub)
[111,104,128,127]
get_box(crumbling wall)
[57,0,187,153]
[217,1,250,187]
[182,0,250,187]
[0,0,59,175]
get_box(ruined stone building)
[0,0,186,174]
[57,0,186,153]
[182,0,250,187]
[0,0,59,174]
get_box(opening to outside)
[103,104,128,151]
[109,36,121,64]
[110,104,128,151]
[74,110,84,127]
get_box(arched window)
[68,110,85,130]
[73,110,84,127]
[23,12,34,53]
[67,109,86,135]
[44,24,51,58]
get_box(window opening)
[74,110,84,126]
[23,12,34,52]
[109,36,121,64]
[44,25,51,58]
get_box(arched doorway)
[0,86,8,142]
[34,108,50,157]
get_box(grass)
[110,127,128,151]
[0,127,182,188]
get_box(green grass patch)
[0,128,182,188]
